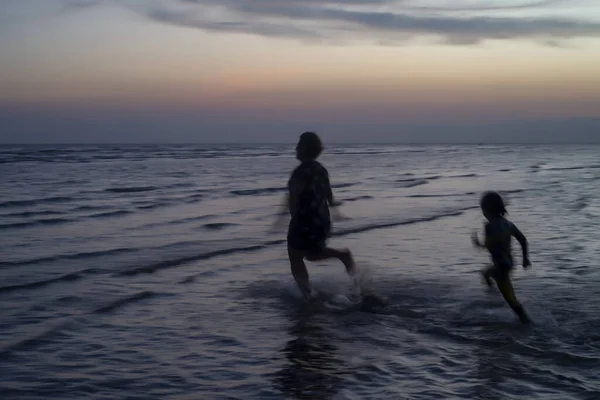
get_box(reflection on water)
[274,308,347,399]
[473,343,514,400]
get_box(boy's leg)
[496,277,530,324]
[305,247,355,275]
[287,246,312,300]
[481,265,495,287]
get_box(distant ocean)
[1,144,599,399]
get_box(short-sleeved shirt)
[286,160,331,252]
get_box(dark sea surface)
[1,144,599,399]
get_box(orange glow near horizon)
[1,2,599,125]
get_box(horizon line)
[2,141,600,146]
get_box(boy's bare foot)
[294,278,313,301]
[303,288,318,302]
[513,304,531,324]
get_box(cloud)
[64,0,600,45]
[145,6,327,40]
[64,0,100,8]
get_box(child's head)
[480,191,507,218]
[295,132,323,162]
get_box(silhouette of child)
[275,132,356,300]
[472,191,531,323]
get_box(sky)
[1,0,599,143]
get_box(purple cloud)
[59,0,600,45]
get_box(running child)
[472,191,531,323]
[274,132,356,300]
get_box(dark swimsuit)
[286,160,331,253]
[486,217,515,281]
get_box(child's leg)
[287,246,312,299]
[481,265,495,287]
[305,247,355,275]
[496,278,530,324]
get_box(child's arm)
[270,194,289,232]
[471,224,487,248]
[323,168,347,222]
[510,223,531,267]
[324,169,341,207]
[270,175,303,232]
[288,177,305,215]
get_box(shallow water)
[1,144,599,399]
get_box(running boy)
[274,132,356,300]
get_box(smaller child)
[471,191,531,324]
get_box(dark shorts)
[287,233,327,253]
[287,222,330,253]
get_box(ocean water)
[1,143,599,400]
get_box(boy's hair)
[297,132,323,161]
[480,191,507,216]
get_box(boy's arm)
[270,174,303,232]
[510,222,531,267]
[324,169,340,207]
[288,176,305,216]
[275,194,289,215]
[270,194,289,232]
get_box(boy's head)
[480,191,507,218]
[295,132,323,162]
